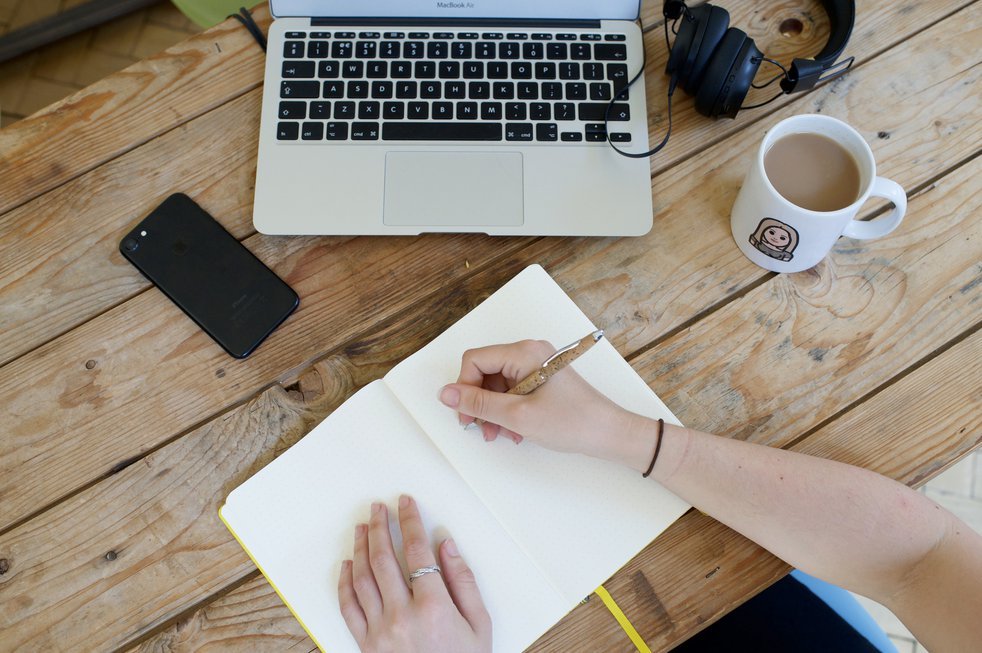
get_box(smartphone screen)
[120,193,299,358]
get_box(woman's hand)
[439,340,649,467]
[338,495,491,653]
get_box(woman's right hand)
[438,340,651,468]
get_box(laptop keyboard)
[275,30,634,144]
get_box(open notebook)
[220,264,691,652]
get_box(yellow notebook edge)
[219,504,328,653]
[595,584,652,653]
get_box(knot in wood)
[0,558,9,574]
[105,550,118,562]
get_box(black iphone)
[120,193,299,358]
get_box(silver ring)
[408,565,442,584]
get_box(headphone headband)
[782,0,855,92]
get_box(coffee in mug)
[730,114,907,273]
[763,132,861,212]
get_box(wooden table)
[1,1,979,650]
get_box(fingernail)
[444,538,459,557]
[440,386,460,408]
[399,494,411,508]
[371,502,383,515]
[355,524,367,538]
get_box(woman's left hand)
[338,495,492,653]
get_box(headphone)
[664,0,855,119]
[606,0,855,157]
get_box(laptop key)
[439,61,460,79]
[500,42,520,59]
[462,61,484,78]
[594,44,627,61]
[415,61,436,78]
[342,61,364,78]
[367,61,388,78]
[609,132,632,142]
[559,62,580,80]
[476,42,496,59]
[493,82,514,99]
[583,63,604,80]
[523,42,543,59]
[579,103,630,121]
[309,101,330,119]
[307,41,329,59]
[444,82,465,99]
[283,61,315,78]
[505,102,526,120]
[407,102,429,119]
[456,102,478,119]
[332,41,353,58]
[278,101,306,119]
[347,81,369,98]
[536,123,558,141]
[396,81,417,98]
[380,41,400,58]
[554,102,575,120]
[517,82,538,100]
[318,61,340,78]
[590,83,612,101]
[334,101,355,119]
[535,62,556,79]
[284,41,304,58]
[431,102,453,119]
[301,122,323,140]
[382,123,502,140]
[561,131,583,141]
[351,122,380,140]
[565,82,587,100]
[391,61,412,78]
[427,41,449,58]
[468,82,490,99]
[323,81,344,98]
[529,102,551,120]
[358,101,380,119]
[487,62,508,79]
[326,122,348,140]
[547,43,568,59]
[281,81,319,98]
[480,102,502,120]
[383,101,405,119]
[404,41,424,58]
[452,42,472,58]
[541,82,562,100]
[505,123,533,141]
[371,81,394,98]
[277,122,299,140]
[420,82,441,99]
[571,43,591,60]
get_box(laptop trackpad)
[383,152,524,227]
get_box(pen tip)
[593,329,604,341]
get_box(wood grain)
[0,4,271,216]
[1,1,978,540]
[0,0,969,366]
[2,134,977,653]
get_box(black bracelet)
[642,418,664,478]
[229,7,267,52]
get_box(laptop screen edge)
[268,0,642,21]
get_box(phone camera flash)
[140,230,147,236]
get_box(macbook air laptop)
[253,1,653,236]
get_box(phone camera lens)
[122,238,139,252]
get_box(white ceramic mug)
[730,114,906,273]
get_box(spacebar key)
[382,122,502,141]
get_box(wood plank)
[0,90,263,366]
[125,277,982,653]
[0,4,270,216]
[3,134,978,653]
[0,0,968,366]
[2,0,978,537]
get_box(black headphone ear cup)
[680,5,730,95]
[694,28,761,119]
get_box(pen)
[471,329,604,427]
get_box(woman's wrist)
[600,413,688,480]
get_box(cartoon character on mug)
[749,218,799,262]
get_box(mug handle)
[841,176,907,240]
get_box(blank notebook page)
[384,264,691,603]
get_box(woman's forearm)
[617,418,948,602]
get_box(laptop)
[253,1,653,236]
